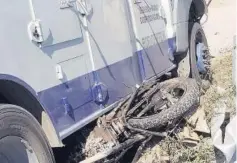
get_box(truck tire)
[189,22,209,83]
[0,104,55,163]
[127,78,199,129]
[176,22,210,85]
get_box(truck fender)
[173,0,207,53]
[0,75,63,147]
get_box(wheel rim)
[0,136,39,163]
[195,31,211,81]
[163,86,185,106]
[133,83,186,118]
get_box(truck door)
[127,0,175,80]
[31,0,95,131]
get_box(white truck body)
[0,0,207,144]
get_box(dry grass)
[138,132,217,163]
[201,52,235,123]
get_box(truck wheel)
[176,22,211,87]
[127,78,199,129]
[0,104,55,163]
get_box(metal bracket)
[76,0,93,16]
[60,0,92,16]
[134,0,142,4]
[59,0,75,9]
[28,20,44,45]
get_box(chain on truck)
[0,0,211,162]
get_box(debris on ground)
[211,115,236,163]
[61,52,235,163]
[178,126,200,146]
[137,51,235,163]
[58,49,235,163]
[186,108,210,134]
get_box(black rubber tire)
[176,22,208,85]
[0,104,55,163]
[127,78,199,129]
[189,22,208,84]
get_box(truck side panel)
[0,0,175,139]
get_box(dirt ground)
[202,0,236,57]
[137,0,236,162]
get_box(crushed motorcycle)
[79,77,200,163]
